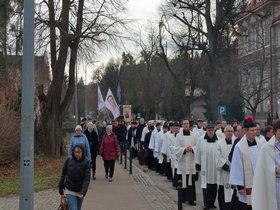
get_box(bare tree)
[161,0,245,120]
[35,0,128,156]
[239,14,272,118]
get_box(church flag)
[97,85,105,111]
[105,88,120,119]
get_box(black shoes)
[188,201,196,206]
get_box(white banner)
[105,88,120,119]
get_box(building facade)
[237,0,280,121]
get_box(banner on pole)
[122,105,132,122]
[105,88,120,119]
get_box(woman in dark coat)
[99,125,120,182]
[59,144,91,210]
[84,122,99,180]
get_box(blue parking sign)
[218,106,227,115]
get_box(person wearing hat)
[84,122,99,180]
[195,123,219,210]
[127,121,138,158]
[99,125,120,182]
[229,116,263,209]
[68,125,91,162]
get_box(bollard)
[120,142,123,164]
[129,148,133,174]
[177,180,183,210]
[124,145,127,169]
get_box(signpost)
[218,105,227,118]
[19,1,35,209]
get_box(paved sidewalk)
[83,156,157,210]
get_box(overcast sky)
[83,0,162,81]
[126,0,162,22]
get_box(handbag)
[58,195,68,210]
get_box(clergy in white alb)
[174,119,197,206]
[155,125,168,175]
[252,120,280,210]
[195,123,219,209]
[229,117,262,208]
[216,125,234,210]
[148,122,161,171]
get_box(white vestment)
[229,136,262,204]
[174,131,196,188]
[216,138,233,202]
[252,136,279,210]
[216,128,225,140]
[256,134,267,145]
[195,136,218,188]
[155,130,167,164]
[140,126,149,142]
[149,129,160,158]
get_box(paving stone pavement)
[0,154,214,210]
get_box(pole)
[177,180,183,210]
[129,148,133,174]
[124,144,127,169]
[19,1,35,209]
[75,61,78,125]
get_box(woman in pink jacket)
[99,125,120,182]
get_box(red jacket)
[99,133,120,160]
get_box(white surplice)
[229,136,262,204]
[174,131,196,188]
[155,130,167,164]
[195,136,218,188]
[149,129,160,158]
[252,136,280,210]
[216,138,233,202]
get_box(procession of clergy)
[127,116,280,210]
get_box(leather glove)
[59,188,64,195]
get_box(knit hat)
[106,125,113,131]
[75,125,83,131]
[87,122,94,128]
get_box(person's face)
[173,126,180,133]
[221,120,227,128]
[206,128,215,138]
[140,118,145,124]
[106,128,112,135]
[215,124,221,130]
[102,121,107,127]
[246,127,256,140]
[256,125,261,136]
[225,129,233,139]
[266,129,274,139]
[108,96,116,107]
[75,128,82,135]
[275,129,280,141]
[236,126,244,138]
[202,121,208,129]
[182,120,190,130]
[74,147,83,160]
[197,121,203,127]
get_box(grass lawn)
[0,156,66,197]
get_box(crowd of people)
[59,116,280,210]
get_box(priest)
[252,119,280,210]
[229,116,262,210]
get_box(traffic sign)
[218,106,227,115]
